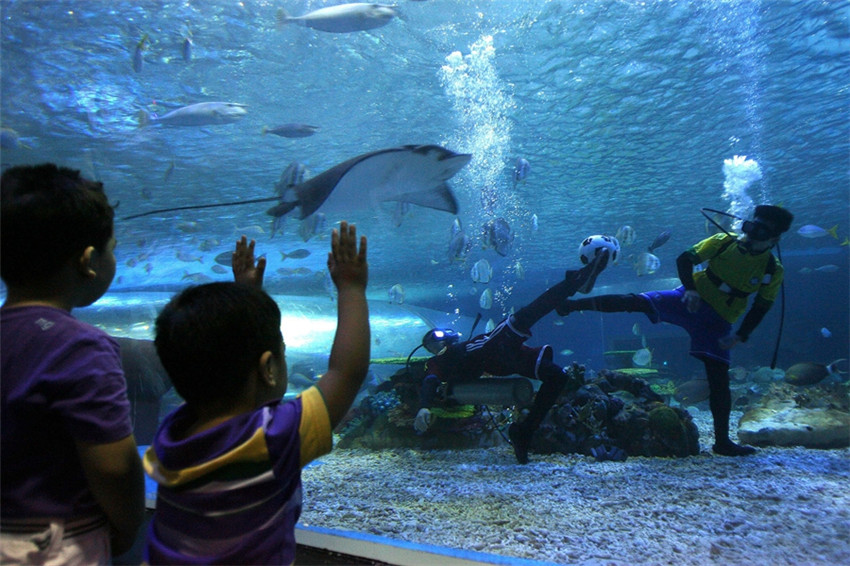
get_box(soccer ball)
[579,235,620,265]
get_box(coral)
[650,380,677,397]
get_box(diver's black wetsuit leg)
[512,256,609,332]
[509,361,569,464]
[705,358,754,456]
[523,362,568,432]
[511,279,582,332]
[556,293,652,317]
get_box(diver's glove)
[414,408,433,433]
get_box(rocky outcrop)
[738,382,850,448]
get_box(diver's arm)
[676,250,699,290]
[677,250,701,312]
[736,297,772,342]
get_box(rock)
[738,399,850,449]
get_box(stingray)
[123,144,471,221]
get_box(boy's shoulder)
[2,305,118,350]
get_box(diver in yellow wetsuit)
[556,205,794,456]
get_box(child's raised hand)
[328,221,367,290]
[232,235,266,288]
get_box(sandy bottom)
[300,411,850,565]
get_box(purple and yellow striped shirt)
[143,386,331,565]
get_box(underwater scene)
[2,0,849,564]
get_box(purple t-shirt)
[1,305,133,519]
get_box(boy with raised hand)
[144,222,370,565]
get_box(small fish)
[211,265,228,274]
[144,263,153,274]
[512,157,530,187]
[820,327,832,338]
[482,217,514,257]
[276,162,307,197]
[616,225,637,247]
[470,258,492,283]
[236,225,266,237]
[448,219,471,261]
[648,230,672,253]
[277,267,297,276]
[138,102,248,127]
[632,348,652,367]
[797,224,838,239]
[531,214,539,232]
[132,33,148,73]
[298,213,326,242]
[798,267,812,274]
[673,379,711,405]
[485,318,496,332]
[126,258,138,268]
[814,264,839,273]
[632,322,641,336]
[177,251,203,263]
[182,271,213,283]
[198,238,220,252]
[479,288,493,309]
[281,248,311,260]
[262,124,319,138]
[632,252,660,276]
[388,283,404,304]
[214,251,233,267]
[559,349,574,357]
[277,3,399,33]
[785,359,846,386]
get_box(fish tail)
[840,237,849,246]
[828,225,839,239]
[137,33,149,49]
[261,126,268,135]
[276,8,291,28]
[828,359,848,375]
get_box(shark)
[123,144,471,221]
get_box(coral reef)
[336,365,700,458]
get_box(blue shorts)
[640,286,733,365]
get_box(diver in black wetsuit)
[414,248,611,464]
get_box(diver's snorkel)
[700,207,785,369]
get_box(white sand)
[300,411,850,565]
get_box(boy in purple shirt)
[144,222,370,565]
[1,164,145,563]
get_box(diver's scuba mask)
[741,219,778,242]
[422,328,460,356]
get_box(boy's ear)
[78,246,98,279]
[258,350,275,386]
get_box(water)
[2,0,848,374]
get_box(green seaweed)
[612,367,659,377]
